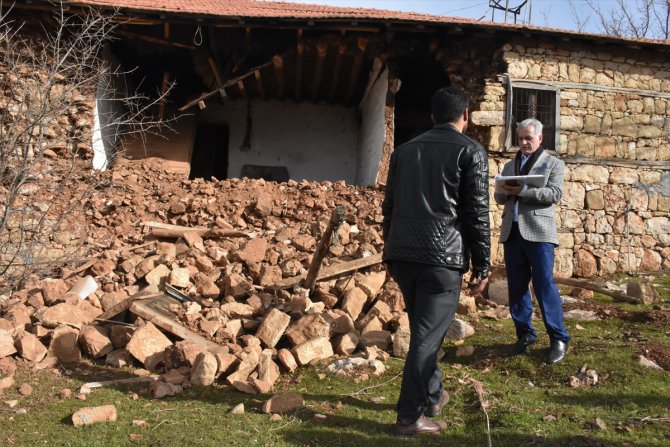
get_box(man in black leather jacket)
[382,86,490,436]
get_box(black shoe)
[394,415,446,436]
[548,340,569,364]
[509,334,536,356]
[425,390,450,417]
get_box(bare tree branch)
[585,0,670,39]
[0,1,176,290]
[568,0,591,32]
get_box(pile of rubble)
[0,156,480,398]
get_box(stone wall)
[469,39,670,277]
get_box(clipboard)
[494,174,546,193]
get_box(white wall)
[200,99,359,183]
[92,46,125,171]
[355,61,388,186]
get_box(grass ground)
[0,276,668,447]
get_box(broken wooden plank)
[80,376,157,395]
[554,277,640,304]
[144,222,248,239]
[178,59,272,110]
[272,252,383,290]
[130,298,226,353]
[303,206,345,292]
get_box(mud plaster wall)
[470,40,670,277]
[356,65,388,186]
[200,99,359,183]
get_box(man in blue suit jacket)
[494,118,569,364]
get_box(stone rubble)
[2,156,652,400]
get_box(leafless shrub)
[0,2,173,291]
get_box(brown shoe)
[394,415,446,436]
[425,390,450,417]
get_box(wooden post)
[237,79,246,96]
[209,57,224,87]
[254,69,266,100]
[303,206,346,292]
[273,55,285,99]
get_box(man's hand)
[466,276,488,296]
[502,182,524,196]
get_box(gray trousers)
[390,260,462,425]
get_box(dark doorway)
[393,43,450,146]
[189,123,229,180]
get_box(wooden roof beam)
[344,37,369,104]
[295,28,304,101]
[311,40,329,102]
[329,41,347,103]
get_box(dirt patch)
[638,342,670,371]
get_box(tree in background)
[584,0,670,39]
[0,2,172,291]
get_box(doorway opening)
[189,122,229,180]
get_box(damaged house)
[5,0,670,277]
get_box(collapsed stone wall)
[469,39,670,277]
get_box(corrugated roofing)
[68,0,670,46]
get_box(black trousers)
[389,260,462,425]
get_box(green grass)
[1,278,669,447]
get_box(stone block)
[256,309,291,348]
[333,332,359,356]
[169,268,191,288]
[261,392,304,414]
[585,190,605,210]
[446,319,475,340]
[340,287,368,321]
[285,314,330,346]
[292,337,334,365]
[392,326,410,358]
[79,325,113,359]
[190,351,218,386]
[356,271,386,299]
[49,326,81,363]
[14,332,47,362]
[277,348,298,372]
[39,301,102,329]
[126,322,172,370]
[358,330,392,350]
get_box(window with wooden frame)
[504,79,561,152]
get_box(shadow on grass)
[278,426,666,447]
[549,391,670,409]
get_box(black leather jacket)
[382,124,490,279]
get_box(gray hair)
[517,118,543,136]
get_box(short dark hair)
[431,86,469,124]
